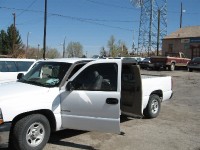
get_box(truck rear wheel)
[143,94,161,118]
[11,114,50,150]
[188,68,193,72]
[169,63,175,71]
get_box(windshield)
[18,62,71,87]
[193,57,200,62]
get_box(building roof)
[164,26,200,39]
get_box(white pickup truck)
[0,58,173,150]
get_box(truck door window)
[72,63,117,91]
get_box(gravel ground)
[1,69,199,150]
[43,69,200,150]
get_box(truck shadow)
[48,117,134,149]
[48,129,97,150]
[0,118,135,150]
[0,130,96,150]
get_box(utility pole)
[43,0,47,59]
[148,0,153,57]
[12,13,16,56]
[63,36,66,58]
[157,9,160,56]
[180,2,183,28]
[26,32,30,58]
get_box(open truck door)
[60,60,121,134]
[120,62,143,117]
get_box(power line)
[0,6,138,32]
[84,0,135,10]
[50,12,135,32]
[17,0,38,17]
[0,6,138,23]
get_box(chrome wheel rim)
[26,122,45,147]
[151,99,159,114]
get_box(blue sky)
[0,0,199,57]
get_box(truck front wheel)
[143,94,161,118]
[11,114,50,150]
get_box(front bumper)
[0,122,11,148]
[187,65,200,69]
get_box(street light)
[26,32,31,58]
[37,44,40,59]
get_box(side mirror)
[66,81,75,91]
[17,73,24,80]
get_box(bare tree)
[66,42,83,58]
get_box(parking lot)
[43,70,200,150]
[1,70,199,150]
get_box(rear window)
[193,57,200,62]
[0,60,35,72]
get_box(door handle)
[106,98,118,105]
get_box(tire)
[143,94,161,119]
[169,63,175,71]
[11,114,50,150]
[188,68,193,72]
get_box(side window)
[73,63,118,91]
[0,61,8,72]
[16,61,34,71]
[68,64,86,79]
[5,61,17,72]
[122,65,135,83]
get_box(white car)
[0,58,36,83]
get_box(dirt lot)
[42,70,200,150]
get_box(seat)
[88,71,103,90]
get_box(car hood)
[0,82,61,122]
[0,82,49,101]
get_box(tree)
[116,41,129,57]
[0,30,9,55]
[107,35,129,57]
[0,24,24,57]
[25,47,60,59]
[66,42,83,58]
[107,35,117,57]
[46,48,61,59]
[100,46,107,57]
[6,24,23,57]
